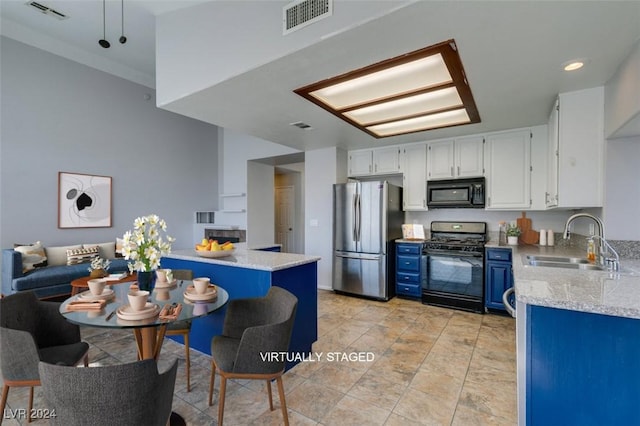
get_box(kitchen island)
[161,244,321,365]
[501,242,640,425]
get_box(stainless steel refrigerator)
[332,181,403,301]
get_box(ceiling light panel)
[294,39,480,138]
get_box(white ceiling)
[2,1,640,151]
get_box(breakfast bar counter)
[494,242,640,425]
[160,245,320,366]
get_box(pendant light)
[119,0,127,44]
[98,0,110,48]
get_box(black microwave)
[427,177,485,209]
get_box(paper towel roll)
[547,229,555,246]
[539,229,547,246]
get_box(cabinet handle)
[450,166,454,176]
[457,166,460,176]
[423,199,426,208]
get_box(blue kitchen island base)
[526,304,640,425]
[161,255,318,370]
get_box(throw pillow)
[84,242,116,260]
[66,246,99,266]
[14,241,48,273]
[45,245,82,266]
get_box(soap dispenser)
[587,238,596,263]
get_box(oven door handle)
[425,250,483,258]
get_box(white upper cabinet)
[485,129,531,210]
[402,143,428,211]
[427,137,484,180]
[455,136,485,178]
[348,150,373,176]
[547,87,604,208]
[348,147,401,177]
[373,146,402,175]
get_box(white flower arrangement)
[88,256,111,272]
[122,214,175,272]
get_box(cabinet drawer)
[396,271,420,285]
[397,255,420,272]
[486,248,512,262]
[396,244,422,255]
[396,282,421,297]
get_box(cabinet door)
[485,261,512,310]
[546,100,559,207]
[348,150,373,176]
[485,130,531,209]
[455,136,484,178]
[373,147,401,174]
[427,140,454,180]
[556,87,604,208]
[402,144,427,210]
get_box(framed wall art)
[58,172,112,228]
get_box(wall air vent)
[283,0,332,35]
[26,1,69,20]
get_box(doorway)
[275,165,304,253]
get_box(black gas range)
[422,222,487,313]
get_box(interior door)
[275,186,295,253]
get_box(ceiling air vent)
[290,121,313,130]
[26,1,69,20]
[283,0,332,35]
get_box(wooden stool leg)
[1,385,9,419]
[267,380,274,410]
[277,376,289,426]
[208,360,216,406]
[218,375,227,426]
[27,386,34,423]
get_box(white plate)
[184,285,218,302]
[77,288,115,301]
[195,249,235,258]
[116,303,160,320]
[154,278,178,289]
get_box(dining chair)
[38,358,178,426]
[0,291,89,423]
[208,286,298,426]
[165,269,193,391]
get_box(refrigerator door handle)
[352,193,358,242]
[356,193,362,242]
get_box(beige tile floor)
[1,290,516,425]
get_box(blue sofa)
[2,249,129,299]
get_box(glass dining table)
[59,279,229,360]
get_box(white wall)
[0,37,219,253]
[605,39,640,138]
[305,147,347,290]
[216,128,299,227]
[604,137,640,240]
[247,161,275,245]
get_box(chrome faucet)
[563,213,606,265]
[591,235,621,272]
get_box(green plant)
[506,224,521,237]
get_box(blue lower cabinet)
[527,305,640,425]
[395,243,423,299]
[485,248,513,311]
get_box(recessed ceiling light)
[294,39,480,138]
[562,59,588,72]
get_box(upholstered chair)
[38,358,178,426]
[164,269,193,391]
[208,286,298,426]
[0,291,89,423]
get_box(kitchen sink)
[523,255,604,271]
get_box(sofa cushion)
[14,242,47,273]
[66,246,99,266]
[83,242,116,260]
[11,258,130,293]
[46,245,82,266]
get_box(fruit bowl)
[195,249,235,258]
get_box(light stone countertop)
[166,243,320,272]
[486,242,640,319]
